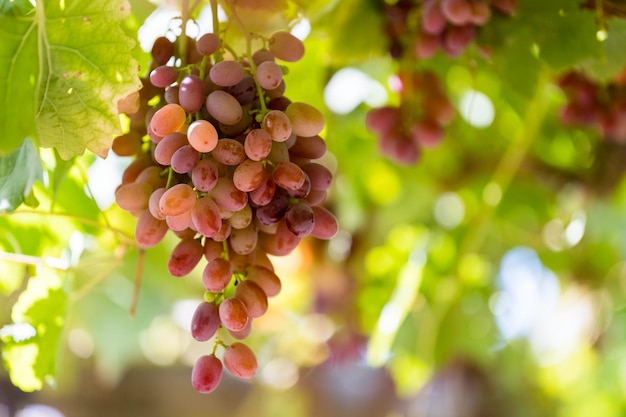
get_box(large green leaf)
[0,0,142,159]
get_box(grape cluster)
[416,0,517,59]
[113,28,338,393]
[558,70,626,142]
[366,69,454,165]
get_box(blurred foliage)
[2,0,626,416]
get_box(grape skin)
[223,342,258,380]
[219,297,249,332]
[191,355,223,394]
[191,302,221,342]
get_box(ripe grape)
[285,203,315,237]
[150,103,186,137]
[229,223,258,255]
[211,178,248,212]
[272,161,305,191]
[256,61,283,90]
[154,132,188,166]
[151,36,175,65]
[135,210,169,248]
[202,258,233,292]
[191,301,221,342]
[166,210,193,232]
[441,0,473,25]
[219,297,249,332]
[262,110,292,142]
[191,197,222,237]
[211,138,246,166]
[197,33,221,56]
[206,90,243,125]
[223,342,258,380]
[288,135,326,159]
[228,75,257,106]
[311,205,339,240]
[179,75,205,113]
[187,120,219,153]
[249,176,277,207]
[191,355,222,394]
[168,238,204,277]
[210,60,245,87]
[159,183,196,217]
[229,205,253,229]
[112,130,143,156]
[285,102,325,137]
[115,182,153,212]
[148,188,167,220]
[150,65,178,88]
[422,0,447,35]
[255,192,289,225]
[244,129,273,161]
[301,163,332,191]
[171,145,199,174]
[269,31,305,62]
[191,158,219,192]
[233,159,267,192]
[234,280,268,318]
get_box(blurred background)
[3,0,626,416]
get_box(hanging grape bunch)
[557,70,626,142]
[112,21,338,394]
[367,0,518,165]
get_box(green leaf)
[0,139,43,212]
[0,0,142,159]
[1,268,67,392]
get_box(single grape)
[269,31,305,62]
[148,188,167,220]
[191,355,223,394]
[179,75,205,113]
[150,103,187,137]
[211,138,246,166]
[187,120,219,153]
[286,172,311,199]
[171,145,199,174]
[252,49,275,65]
[440,0,473,25]
[234,280,268,318]
[229,224,258,255]
[443,25,475,57]
[203,258,233,292]
[416,32,441,59]
[365,106,401,134]
[255,192,289,225]
[411,118,444,148]
[191,196,222,237]
[135,166,167,189]
[233,159,267,192]
[229,205,253,229]
[154,132,189,166]
[422,0,447,35]
[301,163,332,191]
[166,210,193,232]
[311,205,339,240]
[190,301,221,342]
[159,183,196,217]
[112,130,143,156]
[249,176,277,207]
[150,65,178,88]
[115,182,153,212]
[151,36,175,65]
[212,221,233,242]
[164,85,180,104]
[256,61,283,90]
[196,33,221,56]
[191,158,219,192]
[260,219,301,256]
[168,238,204,277]
[469,0,491,25]
[285,102,325,138]
[244,129,273,161]
[246,265,282,297]
[210,178,248,212]
[262,110,292,142]
[210,60,245,87]
[206,90,243,125]
[223,342,258,380]
[228,318,252,340]
[288,135,326,160]
[135,210,169,248]
[272,162,306,191]
[228,75,257,106]
[219,297,249,332]
[285,203,315,237]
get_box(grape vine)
[112,4,337,393]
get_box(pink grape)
[168,238,204,277]
[285,102,325,138]
[211,178,248,211]
[249,176,276,207]
[191,355,223,394]
[301,162,332,191]
[151,36,175,65]
[187,120,219,153]
[179,75,205,113]
[441,0,473,25]
[262,110,292,142]
[223,342,258,379]
[115,182,152,212]
[202,258,233,292]
[148,188,167,220]
[285,203,315,237]
[311,205,339,240]
[246,265,281,297]
[191,158,219,192]
[210,60,244,87]
[229,205,253,229]
[171,145,198,174]
[272,162,305,191]
[244,129,273,161]
[234,280,268,318]
[219,298,248,332]
[135,210,169,248]
[422,0,447,35]
[154,132,188,166]
[233,159,267,192]
[206,90,242,125]
[150,103,186,137]
[159,183,196,217]
[229,224,258,255]
[191,301,221,341]
[191,197,222,237]
[256,61,283,90]
[165,210,193,232]
[204,238,224,262]
[150,65,178,88]
[269,31,305,62]
[252,49,275,65]
[211,138,246,166]
[197,33,221,56]
[288,135,326,159]
[260,219,301,256]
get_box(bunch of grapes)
[558,70,626,142]
[366,70,455,165]
[416,0,517,59]
[113,27,338,393]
